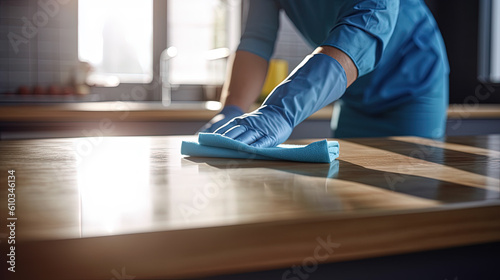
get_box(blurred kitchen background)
[0,0,499,139]
[0,0,315,102]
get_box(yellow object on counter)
[260,59,288,102]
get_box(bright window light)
[491,0,500,82]
[78,0,153,84]
[167,0,241,85]
[77,138,152,236]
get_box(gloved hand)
[214,53,347,147]
[198,105,244,133]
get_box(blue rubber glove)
[198,105,244,133]
[214,53,347,147]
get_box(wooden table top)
[0,135,499,279]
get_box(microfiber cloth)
[181,133,339,163]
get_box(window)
[490,0,500,82]
[479,0,500,83]
[78,0,153,85]
[166,0,241,85]
[77,0,241,102]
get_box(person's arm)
[214,50,349,147]
[197,50,268,133]
[210,45,358,146]
[222,45,359,110]
[221,45,358,110]
[214,0,399,147]
[221,50,269,112]
[315,46,358,87]
[322,0,400,77]
[198,0,279,133]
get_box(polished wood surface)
[0,135,499,279]
[1,102,499,122]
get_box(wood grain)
[0,135,499,279]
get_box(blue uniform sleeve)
[237,0,280,61]
[322,0,400,77]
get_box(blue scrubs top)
[237,0,450,138]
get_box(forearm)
[215,49,350,147]
[314,45,358,87]
[220,50,269,112]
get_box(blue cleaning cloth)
[181,133,339,163]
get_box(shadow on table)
[183,156,492,203]
[344,138,500,178]
[184,157,340,178]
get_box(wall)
[425,0,500,104]
[0,0,78,94]
[272,12,313,71]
